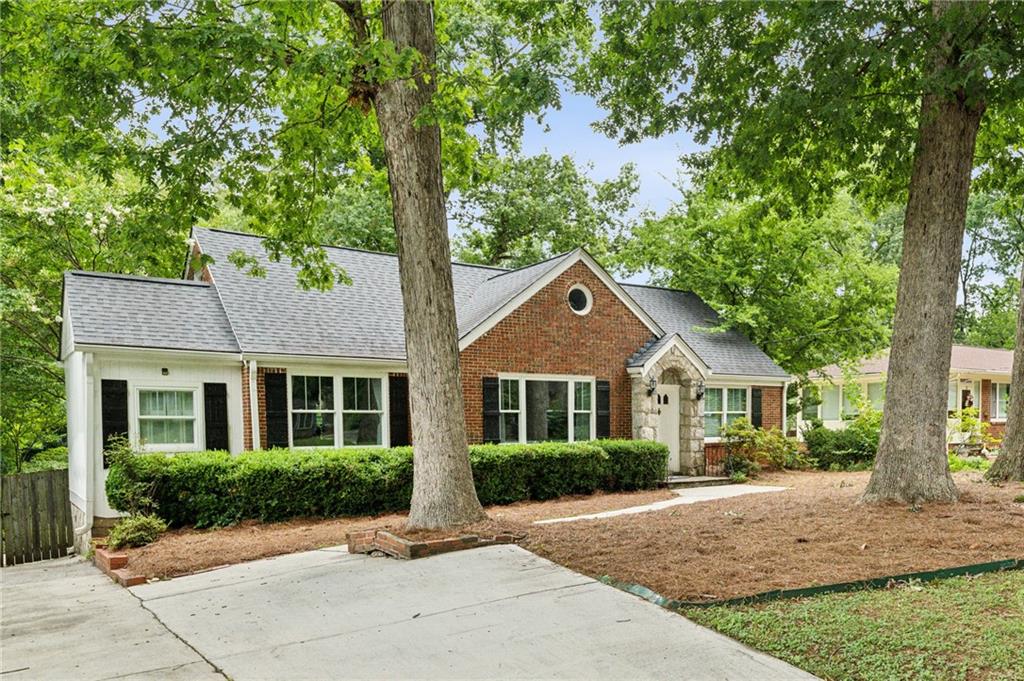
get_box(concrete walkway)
[534,483,788,525]
[127,543,813,680]
[1,557,222,680]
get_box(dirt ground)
[522,471,1024,601]
[122,488,674,579]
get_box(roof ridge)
[66,270,208,287]
[482,250,576,282]
[194,226,510,272]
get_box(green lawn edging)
[600,557,1024,609]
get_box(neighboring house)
[798,345,1014,442]
[61,227,790,545]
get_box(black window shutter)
[100,379,129,468]
[264,373,289,448]
[482,377,500,444]
[751,388,763,429]
[389,374,411,447]
[203,382,229,451]
[596,380,611,439]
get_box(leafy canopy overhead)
[582,1,1024,204]
[618,190,899,375]
[3,0,592,286]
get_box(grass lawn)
[684,570,1024,681]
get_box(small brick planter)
[347,529,521,560]
[93,547,147,587]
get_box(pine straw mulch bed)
[520,470,1024,602]
[122,487,674,579]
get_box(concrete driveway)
[4,546,814,680]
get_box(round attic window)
[567,284,593,315]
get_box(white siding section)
[89,356,244,518]
[65,351,89,512]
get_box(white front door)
[656,385,681,474]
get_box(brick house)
[798,345,1014,443]
[61,227,790,543]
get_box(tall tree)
[987,268,1024,482]
[618,190,898,375]
[451,153,638,268]
[5,0,590,528]
[583,0,1024,503]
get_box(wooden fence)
[1,468,75,566]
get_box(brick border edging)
[93,547,147,587]
[347,529,521,560]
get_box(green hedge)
[107,440,668,527]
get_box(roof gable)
[457,249,663,350]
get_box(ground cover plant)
[684,570,1024,681]
[522,470,1024,602]
[106,440,668,527]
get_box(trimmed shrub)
[721,419,810,475]
[802,410,881,470]
[107,514,168,549]
[106,439,668,527]
[598,439,670,490]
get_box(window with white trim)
[821,384,841,420]
[499,378,519,443]
[703,387,747,438]
[801,387,819,420]
[497,376,594,443]
[292,375,335,447]
[138,389,196,446]
[866,382,885,410]
[994,382,1011,420]
[342,377,383,446]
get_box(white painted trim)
[134,385,203,453]
[73,344,242,362]
[628,334,710,379]
[703,385,752,442]
[567,283,593,316]
[458,249,664,350]
[279,368,391,449]
[248,360,261,450]
[242,353,408,369]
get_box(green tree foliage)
[3,0,591,286]
[451,153,638,268]
[0,153,188,470]
[619,191,898,375]
[963,277,1020,350]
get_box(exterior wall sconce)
[695,381,705,401]
[647,376,658,396]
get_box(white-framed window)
[567,284,593,316]
[821,384,841,420]
[801,387,819,421]
[867,382,885,410]
[341,376,383,446]
[497,375,595,443]
[137,388,198,448]
[703,386,748,439]
[498,378,520,443]
[994,382,1011,420]
[291,375,335,447]
[842,386,859,417]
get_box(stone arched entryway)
[630,342,706,475]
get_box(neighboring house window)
[499,378,520,443]
[842,387,859,417]
[138,389,196,446]
[821,385,841,420]
[292,375,335,447]
[994,383,1011,420]
[703,387,747,438]
[342,377,383,446]
[497,376,594,443]
[948,381,957,412]
[801,387,819,420]
[867,382,885,410]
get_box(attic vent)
[567,284,592,315]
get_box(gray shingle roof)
[63,228,789,379]
[63,271,239,353]
[623,285,790,378]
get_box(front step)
[659,475,733,489]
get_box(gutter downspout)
[72,352,95,551]
[248,359,261,450]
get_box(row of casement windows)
[288,375,385,448]
[803,381,1011,420]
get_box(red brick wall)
[241,364,252,450]
[979,379,1006,442]
[256,367,287,448]
[758,386,784,430]
[240,365,287,450]
[459,261,653,443]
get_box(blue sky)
[518,90,705,218]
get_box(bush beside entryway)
[106,440,668,527]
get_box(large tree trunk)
[371,0,485,529]
[987,268,1024,481]
[862,3,985,504]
